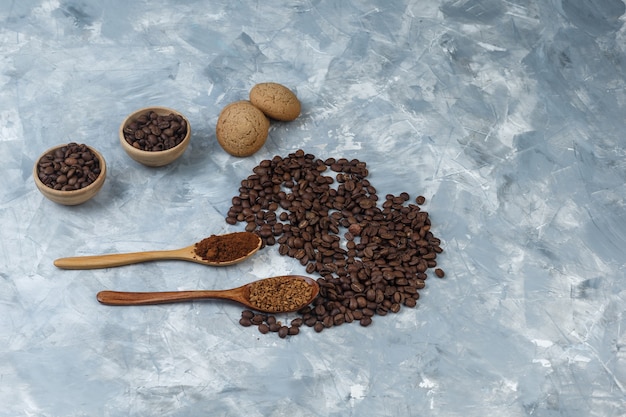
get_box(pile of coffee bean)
[122,110,188,151]
[226,149,444,337]
[36,143,102,191]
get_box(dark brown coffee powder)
[194,232,260,263]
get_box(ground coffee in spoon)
[194,232,259,263]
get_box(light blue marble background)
[1,0,625,416]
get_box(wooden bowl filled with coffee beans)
[33,143,107,206]
[119,106,191,167]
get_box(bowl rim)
[33,143,107,197]
[119,106,191,157]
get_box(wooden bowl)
[33,144,107,206]
[119,106,191,167]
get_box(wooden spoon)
[53,232,262,270]
[96,275,320,313]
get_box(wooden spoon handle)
[54,249,187,270]
[96,289,235,306]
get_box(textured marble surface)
[1,0,626,416]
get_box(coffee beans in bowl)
[33,142,106,205]
[119,106,191,167]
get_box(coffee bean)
[376,306,388,316]
[269,323,281,332]
[333,313,345,326]
[344,311,354,323]
[360,317,372,327]
[362,308,375,317]
[278,326,289,338]
[314,304,326,316]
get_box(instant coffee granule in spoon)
[225,150,445,338]
[248,276,315,313]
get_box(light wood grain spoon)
[54,232,261,270]
[97,275,320,313]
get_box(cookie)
[216,101,270,157]
[249,82,301,122]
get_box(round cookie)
[216,101,270,157]
[249,82,301,122]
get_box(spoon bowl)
[96,275,320,313]
[53,232,262,269]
